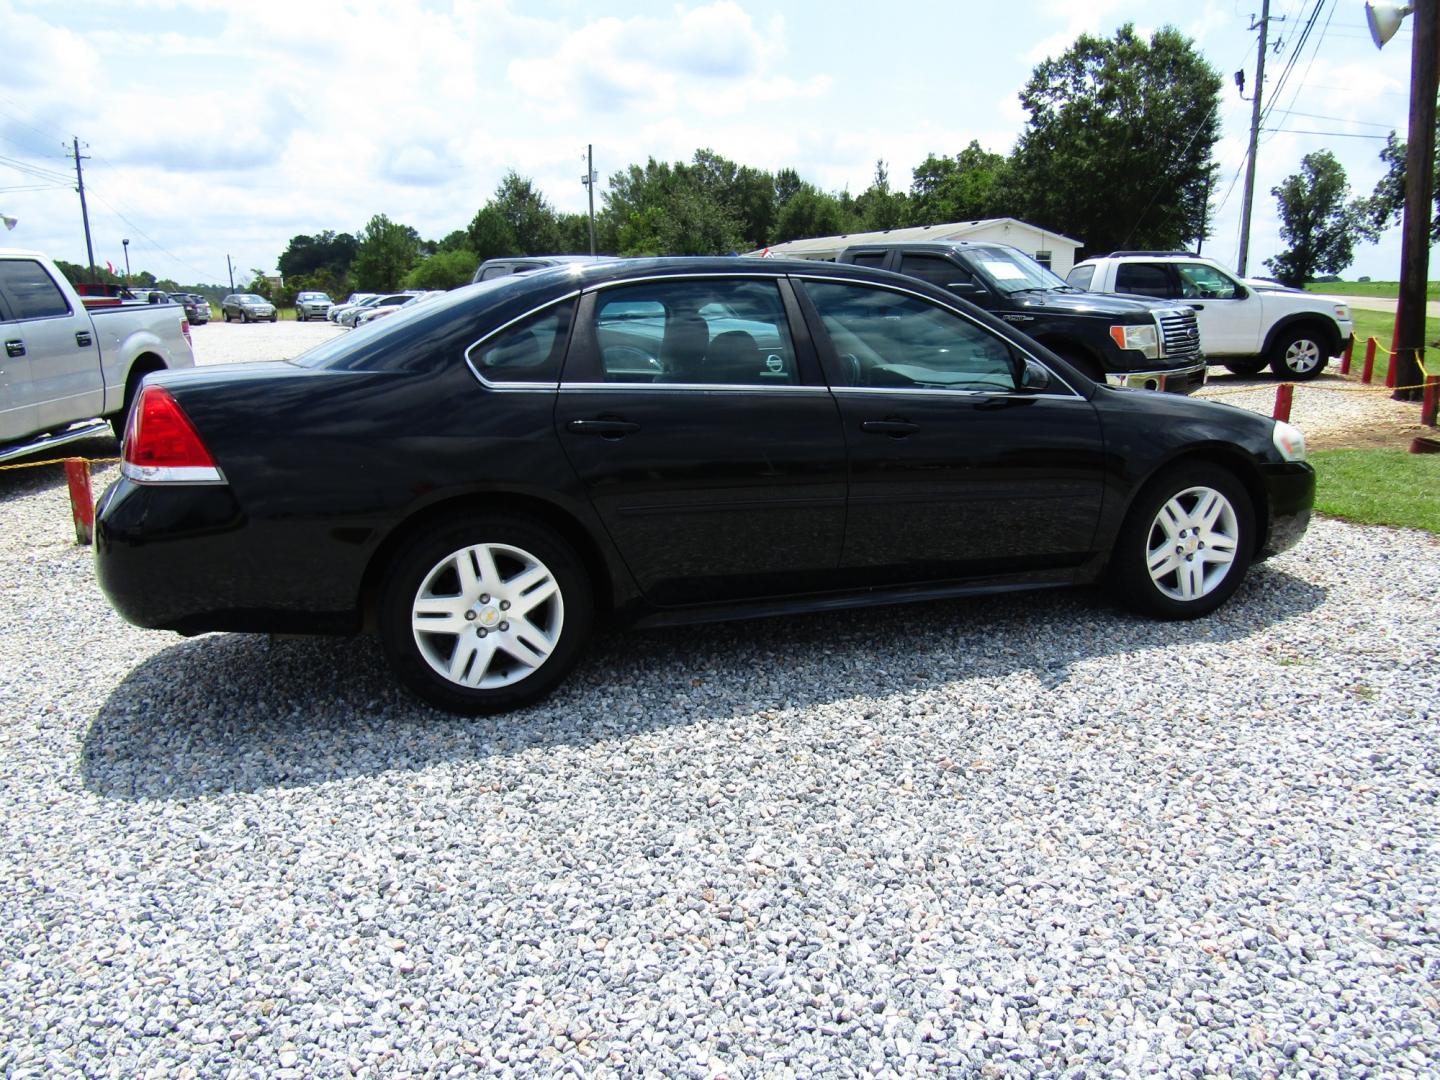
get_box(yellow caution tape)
[0,456,121,472]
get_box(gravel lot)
[1,323,1437,1077]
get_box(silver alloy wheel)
[410,542,564,689]
[1145,485,1241,602]
[1282,337,1322,374]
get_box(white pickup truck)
[1068,251,1353,381]
[1,249,195,463]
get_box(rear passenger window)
[0,260,72,320]
[897,254,977,290]
[467,299,575,384]
[1115,264,1174,299]
[1067,265,1094,290]
[848,252,886,268]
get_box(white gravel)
[0,326,1436,1077]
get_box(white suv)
[1068,252,1353,380]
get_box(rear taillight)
[180,318,192,347]
[121,385,225,485]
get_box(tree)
[277,231,358,281]
[405,249,478,290]
[1264,151,1356,287]
[1354,128,1440,244]
[466,205,518,262]
[910,142,1010,223]
[351,214,421,291]
[1009,24,1221,254]
[854,160,907,231]
[772,184,853,243]
[491,172,560,253]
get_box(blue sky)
[0,0,1415,285]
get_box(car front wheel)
[1268,325,1331,380]
[1111,464,1254,619]
[378,515,593,714]
[1223,358,1267,377]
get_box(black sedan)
[95,258,1314,715]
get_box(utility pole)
[581,145,598,256]
[227,254,235,294]
[68,137,95,279]
[1237,1,1276,276]
[1390,1,1439,401]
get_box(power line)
[1261,128,1392,138]
[1267,107,1399,128]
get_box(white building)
[749,217,1084,276]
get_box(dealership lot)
[1,323,1437,1076]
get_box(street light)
[1365,0,1435,401]
[122,238,130,282]
[1,214,16,231]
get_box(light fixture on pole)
[1366,0,1434,401]
[1,214,16,231]
[122,238,130,281]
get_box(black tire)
[1110,463,1254,620]
[1223,358,1267,377]
[222,309,230,323]
[378,514,594,715]
[1267,323,1332,381]
[297,311,306,322]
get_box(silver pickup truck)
[1,249,195,462]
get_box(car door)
[794,275,1105,586]
[1171,262,1265,355]
[0,257,104,436]
[554,275,848,607]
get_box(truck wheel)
[1110,463,1254,620]
[1268,324,1331,381]
[378,514,594,715]
[1223,358,1266,377]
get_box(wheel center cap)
[477,606,500,627]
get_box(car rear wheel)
[1268,324,1331,381]
[378,514,593,715]
[1110,464,1253,619]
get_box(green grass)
[1310,448,1440,533]
[1305,280,1440,300]
[1344,309,1440,385]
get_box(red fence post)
[1362,338,1377,384]
[1423,376,1438,427]
[1272,383,1294,423]
[64,458,94,545]
[1386,350,1399,388]
[1340,336,1354,375]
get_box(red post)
[64,458,94,545]
[1423,375,1438,427]
[1340,336,1354,375]
[1386,349,1400,388]
[1272,383,1294,423]
[1362,338,1377,384]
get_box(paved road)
[1311,293,1440,317]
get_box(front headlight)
[1108,323,1159,358]
[1273,419,1308,462]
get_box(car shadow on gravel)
[82,564,1326,801]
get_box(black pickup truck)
[837,241,1207,394]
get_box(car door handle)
[860,419,919,436]
[4,340,23,358]
[1189,302,1205,310]
[567,418,640,437]
[76,331,93,347]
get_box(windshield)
[239,294,266,303]
[967,247,1071,295]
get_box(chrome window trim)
[795,274,1087,400]
[586,271,787,291]
[463,290,581,391]
[559,382,829,394]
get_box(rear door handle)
[860,419,919,436]
[567,418,640,438]
[4,340,23,358]
[76,331,93,347]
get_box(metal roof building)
[749,217,1084,276]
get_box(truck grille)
[1157,307,1202,360]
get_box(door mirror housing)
[946,281,986,299]
[1020,359,1052,392]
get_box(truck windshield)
[966,248,1072,296]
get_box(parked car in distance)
[95,258,1314,716]
[836,241,1207,394]
[174,293,209,325]
[295,291,333,321]
[339,291,419,327]
[353,290,445,327]
[221,293,277,323]
[1068,251,1354,380]
[328,293,379,323]
[471,254,617,284]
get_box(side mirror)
[947,282,985,298]
[1233,285,1250,300]
[1020,359,1052,391]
